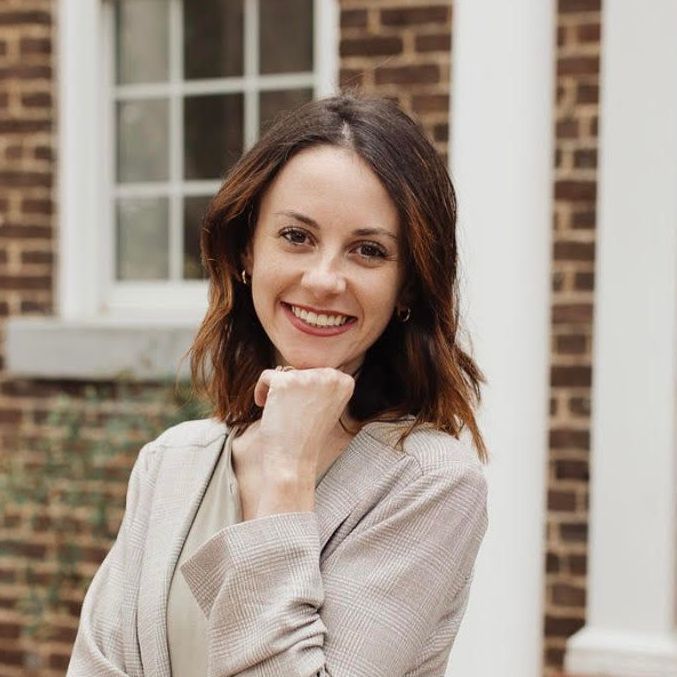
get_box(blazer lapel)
[136,425,228,677]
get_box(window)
[4,0,336,379]
[105,0,336,314]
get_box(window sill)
[5,315,202,381]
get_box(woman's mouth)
[281,302,357,336]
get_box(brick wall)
[0,0,601,674]
[339,0,452,161]
[544,0,601,674]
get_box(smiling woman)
[67,94,490,677]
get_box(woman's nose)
[301,259,347,296]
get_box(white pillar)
[447,2,555,676]
[564,2,677,675]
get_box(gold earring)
[396,306,411,322]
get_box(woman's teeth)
[290,304,352,327]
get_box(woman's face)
[243,144,404,375]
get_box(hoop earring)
[396,306,411,322]
[241,269,249,286]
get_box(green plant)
[0,378,210,642]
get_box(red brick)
[577,23,601,43]
[558,0,601,12]
[19,37,51,55]
[569,554,587,575]
[546,551,560,573]
[574,271,594,290]
[0,118,51,133]
[556,460,589,481]
[574,148,597,168]
[551,366,591,387]
[374,64,440,85]
[555,180,596,201]
[0,11,51,25]
[34,145,53,161]
[20,250,52,264]
[569,396,590,416]
[433,122,448,142]
[380,6,449,26]
[21,91,52,108]
[554,241,595,262]
[0,274,52,290]
[415,33,451,53]
[0,622,20,640]
[545,613,585,637]
[552,303,593,323]
[548,490,577,511]
[556,334,586,353]
[412,94,447,113]
[340,9,367,28]
[21,198,53,214]
[340,36,403,58]
[560,521,588,543]
[576,84,599,104]
[557,57,600,77]
[0,223,52,239]
[571,209,595,229]
[556,118,579,138]
[339,69,364,88]
[550,428,589,450]
[0,64,52,80]
[0,170,51,188]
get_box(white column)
[447,2,555,676]
[564,2,677,675]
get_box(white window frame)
[62,0,338,321]
[5,0,338,379]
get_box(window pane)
[183,196,211,280]
[260,0,313,75]
[184,0,244,79]
[117,99,169,182]
[115,0,169,84]
[184,94,243,180]
[260,88,313,135]
[116,197,169,280]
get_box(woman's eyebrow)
[274,210,399,241]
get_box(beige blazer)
[67,417,488,677]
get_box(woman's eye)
[280,227,309,245]
[356,243,387,260]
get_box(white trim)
[564,0,677,673]
[57,0,105,318]
[21,0,340,381]
[446,1,555,675]
[315,0,339,96]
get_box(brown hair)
[188,93,488,463]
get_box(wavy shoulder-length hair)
[188,93,488,463]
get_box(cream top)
[167,426,337,677]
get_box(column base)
[565,626,677,676]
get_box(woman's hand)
[252,367,355,485]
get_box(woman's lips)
[281,302,357,337]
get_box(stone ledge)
[4,316,200,381]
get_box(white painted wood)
[447,1,556,675]
[57,0,105,318]
[53,0,336,326]
[564,1,677,673]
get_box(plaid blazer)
[67,417,488,677]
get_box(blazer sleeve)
[180,461,489,677]
[66,441,154,677]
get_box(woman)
[68,94,490,676]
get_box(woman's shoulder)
[365,418,484,476]
[150,417,228,450]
